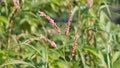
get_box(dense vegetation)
[0,0,120,68]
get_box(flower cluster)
[34,33,57,48]
[36,4,79,60]
[87,0,93,7]
[13,0,20,9]
[65,4,73,35]
[70,31,79,60]
[38,10,61,34]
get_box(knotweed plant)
[0,0,120,68]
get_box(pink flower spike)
[65,4,73,35]
[70,31,79,60]
[46,39,57,48]
[87,0,93,7]
[13,0,20,9]
[34,33,57,48]
[38,10,61,34]
[73,31,79,48]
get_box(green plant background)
[0,0,120,68]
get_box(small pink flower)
[13,0,20,9]
[87,0,93,7]
[47,29,55,34]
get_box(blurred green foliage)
[0,0,120,68]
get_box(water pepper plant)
[0,0,120,68]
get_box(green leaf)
[113,58,120,68]
[0,60,35,68]
[0,50,6,64]
[84,46,100,59]
[21,43,42,57]
[112,52,120,63]
[52,0,60,5]
[0,16,8,24]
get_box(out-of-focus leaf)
[0,60,35,68]
[99,11,107,25]
[0,16,8,24]
[0,16,8,31]
[113,58,120,68]
[0,50,6,64]
[112,52,120,63]
[99,51,107,68]
[21,43,42,57]
[84,46,100,59]
[52,0,60,5]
